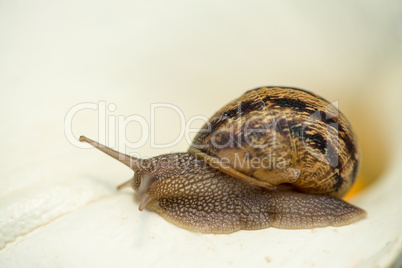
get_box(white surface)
[1,1,402,267]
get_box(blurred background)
[1,1,401,267]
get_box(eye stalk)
[79,136,143,190]
[79,136,157,210]
[79,136,138,169]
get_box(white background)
[1,1,402,267]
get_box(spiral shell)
[189,86,360,198]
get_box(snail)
[79,86,366,233]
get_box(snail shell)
[79,86,366,234]
[189,86,360,198]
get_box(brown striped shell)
[189,86,360,198]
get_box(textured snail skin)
[79,86,366,233]
[140,153,366,233]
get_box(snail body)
[80,86,366,233]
